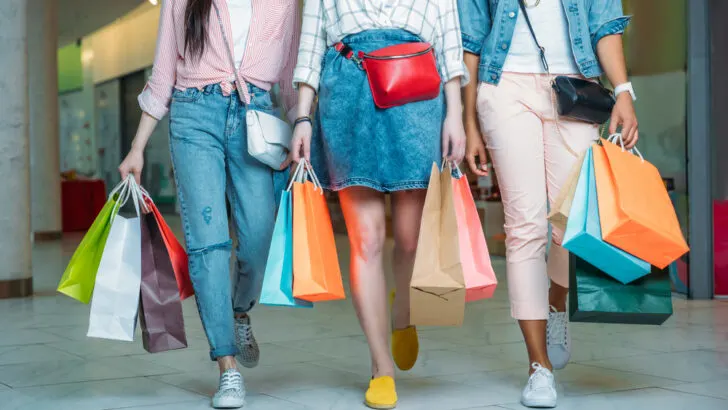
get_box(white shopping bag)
[87,177,145,341]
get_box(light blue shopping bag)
[563,146,651,284]
[260,190,313,308]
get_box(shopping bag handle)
[286,160,323,192]
[440,159,463,178]
[607,133,644,162]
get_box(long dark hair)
[184,0,213,60]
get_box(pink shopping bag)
[452,168,498,301]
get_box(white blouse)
[227,0,253,69]
[293,0,469,90]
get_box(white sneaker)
[547,306,571,370]
[212,369,245,409]
[520,363,557,408]
[235,315,260,368]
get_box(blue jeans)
[169,83,282,360]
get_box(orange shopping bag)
[292,161,346,302]
[593,136,689,268]
[451,167,498,301]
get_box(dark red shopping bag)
[145,197,194,299]
[139,212,188,353]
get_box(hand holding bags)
[292,161,346,302]
[261,163,314,308]
[87,177,144,341]
[593,137,689,268]
[451,167,497,301]
[410,163,466,326]
[138,195,188,353]
[562,146,651,284]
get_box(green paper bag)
[569,254,673,325]
[57,197,119,303]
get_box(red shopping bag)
[144,197,194,300]
[452,169,498,301]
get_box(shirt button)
[501,43,508,50]
[509,11,516,18]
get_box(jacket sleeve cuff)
[592,16,632,50]
[292,68,321,93]
[462,33,483,56]
[138,87,170,120]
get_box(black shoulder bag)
[517,0,615,124]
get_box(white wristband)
[614,82,637,101]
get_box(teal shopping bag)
[562,147,651,284]
[260,190,313,308]
[569,254,673,325]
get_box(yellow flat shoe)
[390,291,419,371]
[365,376,397,409]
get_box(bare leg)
[519,320,553,373]
[217,356,237,374]
[390,190,427,329]
[339,187,394,378]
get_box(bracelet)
[294,116,312,126]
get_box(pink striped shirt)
[138,0,301,120]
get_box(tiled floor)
[2,217,728,409]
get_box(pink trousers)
[477,73,599,320]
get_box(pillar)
[0,0,33,298]
[28,0,62,240]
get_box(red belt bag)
[334,42,442,109]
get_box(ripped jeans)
[169,83,281,360]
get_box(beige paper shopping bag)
[410,164,466,326]
[548,150,587,232]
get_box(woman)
[459,0,637,407]
[117,0,300,407]
[290,0,468,408]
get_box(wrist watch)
[614,82,637,101]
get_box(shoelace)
[528,363,554,390]
[218,370,243,395]
[547,309,568,346]
[236,321,254,345]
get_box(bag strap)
[213,2,247,105]
[517,0,550,74]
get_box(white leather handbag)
[214,4,292,169]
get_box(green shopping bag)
[569,254,673,325]
[57,193,121,303]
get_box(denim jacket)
[458,0,631,84]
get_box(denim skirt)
[311,29,445,192]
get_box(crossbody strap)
[213,2,247,105]
[517,0,550,74]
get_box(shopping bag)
[563,146,651,284]
[144,195,194,300]
[547,150,587,233]
[292,161,346,302]
[260,172,313,308]
[410,163,466,326]
[58,180,129,303]
[87,177,143,341]
[569,254,673,325]
[139,210,188,353]
[451,168,497,301]
[593,137,689,268]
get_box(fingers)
[119,166,128,181]
[608,116,619,136]
[303,136,311,162]
[291,138,302,163]
[279,156,293,171]
[621,120,638,149]
[478,145,488,175]
[133,170,142,185]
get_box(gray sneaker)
[212,369,245,409]
[235,315,260,368]
[547,306,571,370]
